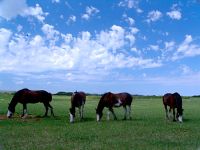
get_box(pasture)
[0,93,200,150]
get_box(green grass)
[1,93,200,150]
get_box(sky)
[0,0,200,95]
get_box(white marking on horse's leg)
[70,113,74,123]
[127,106,131,119]
[96,114,100,122]
[21,109,28,118]
[169,110,173,120]
[7,110,12,118]
[107,110,110,120]
[178,116,183,123]
[24,109,28,115]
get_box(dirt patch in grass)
[0,115,7,120]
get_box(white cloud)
[0,28,12,55]
[17,25,23,32]
[23,4,48,22]
[146,10,162,23]
[0,0,47,22]
[165,41,175,51]
[0,0,27,20]
[149,45,159,51]
[0,25,161,78]
[67,15,76,24]
[167,10,182,20]
[123,14,135,26]
[118,0,143,13]
[172,35,200,60]
[52,0,60,3]
[180,65,192,74]
[82,6,99,20]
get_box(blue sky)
[0,0,200,95]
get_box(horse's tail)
[127,93,133,104]
[48,92,52,102]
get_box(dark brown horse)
[7,88,54,118]
[69,91,86,123]
[96,92,132,121]
[163,92,183,122]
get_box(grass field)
[1,93,200,150]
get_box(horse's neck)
[9,97,18,108]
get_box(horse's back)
[163,93,172,105]
[14,89,52,103]
[117,92,132,105]
[71,91,86,107]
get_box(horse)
[96,92,133,121]
[7,88,54,118]
[69,91,86,123]
[163,92,183,122]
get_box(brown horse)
[7,88,54,118]
[163,92,183,122]
[96,92,133,121]
[69,91,86,123]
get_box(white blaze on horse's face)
[178,116,183,123]
[96,114,100,122]
[70,113,74,123]
[7,110,12,118]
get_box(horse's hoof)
[21,114,28,119]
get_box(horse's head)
[177,108,184,123]
[69,108,75,123]
[7,103,15,118]
[96,108,103,122]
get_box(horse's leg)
[107,110,110,120]
[172,108,176,122]
[78,106,84,120]
[48,103,55,117]
[109,108,117,120]
[21,104,28,118]
[81,104,84,120]
[123,106,127,120]
[127,105,132,120]
[164,105,169,119]
[43,103,48,117]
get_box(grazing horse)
[69,91,86,123]
[7,88,54,118]
[96,92,132,121]
[163,92,183,122]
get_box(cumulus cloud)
[82,6,99,20]
[172,35,200,60]
[167,10,182,20]
[0,25,161,77]
[0,0,47,22]
[146,10,162,23]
